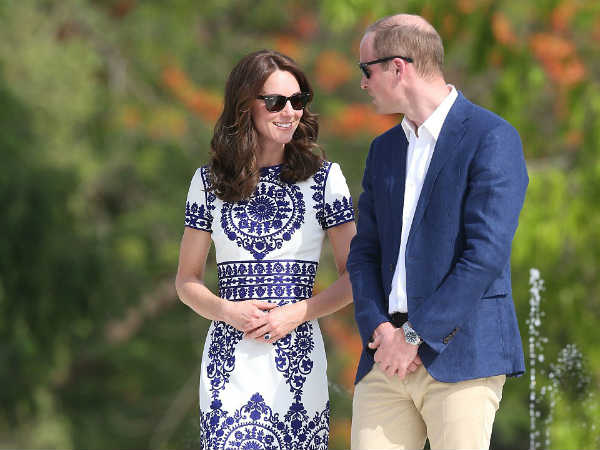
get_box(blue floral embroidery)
[185,166,216,231]
[274,322,315,398]
[310,162,354,229]
[200,393,329,450]
[310,162,330,229]
[217,260,318,305]
[322,195,354,229]
[206,321,243,404]
[220,166,305,260]
[186,201,212,231]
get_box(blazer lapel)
[387,127,408,256]
[409,94,470,241]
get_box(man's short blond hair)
[366,15,444,78]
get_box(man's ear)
[393,58,405,79]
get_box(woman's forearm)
[175,277,230,322]
[301,271,353,322]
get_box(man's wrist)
[402,321,422,345]
[372,321,395,339]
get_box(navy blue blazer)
[348,92,528,383]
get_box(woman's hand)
[223,300,278,333]
[245,301,307,344]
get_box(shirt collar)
[401,85,458,141]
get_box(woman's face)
[251,70,304,153]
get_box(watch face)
[406,330,418,342]
[403,323,420,345]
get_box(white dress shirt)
[388,86,458,314]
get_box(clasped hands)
[369,321,422,379]
[224,300,304,344]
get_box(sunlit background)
[1,0,599,448]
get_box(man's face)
[359,33,398,114]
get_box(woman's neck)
[255,144,285,168]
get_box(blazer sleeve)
[409,123,529,354]
[347,143,390,346]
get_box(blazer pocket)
[482,277,508,299]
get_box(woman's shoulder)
[312,159,346,182]
[191,165,212,188]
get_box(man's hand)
[368,321,422,379]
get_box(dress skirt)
[199,318,329,450]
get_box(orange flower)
[110,0,137,18]
[492,12,517,46]
[315,50,353,92]
[594,17,600,42]
[420,4,434,23]
[457,0,477,14]
[119,105,141,130]
[273,35,304,61]
[327,104,399,137]
[551,1,578,33]
[529,33,585,86]
[293,13,319,40]
[565,130,583,148]
[442,15,457,37]
[489,48,503,67]
[321,315,362,391]
[162,65,223,123]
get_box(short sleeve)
[320,162,355,230]
[184,166,213,232]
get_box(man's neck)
[404,79,451,129]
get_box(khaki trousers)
[351,364,505,450]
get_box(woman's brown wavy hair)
[209,49,323,202]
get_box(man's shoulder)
[460,94,518,135]
[371,122,406,147]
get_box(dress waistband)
[217,259,318,303]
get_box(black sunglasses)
[256,92,312,112]
[358,55,414,79]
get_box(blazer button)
[389,264,394,272]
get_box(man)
[347,14,528,450]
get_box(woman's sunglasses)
[256,92,312,112]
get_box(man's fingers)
[413,355,422,365]
[382,365,395,378]
[393,366,406,379]
[368,334,381,349]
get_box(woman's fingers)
[253,300,278,311]
[245,323,270,339]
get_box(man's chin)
[373,105,389,115]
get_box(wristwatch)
[402,321,422,346]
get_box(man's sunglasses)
[256,92,312,112]
[358,55,414,79]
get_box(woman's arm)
[247,221,357,343]
[175,227,276,331]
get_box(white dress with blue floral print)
[184,161,354,450]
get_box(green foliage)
[1,0,599,449]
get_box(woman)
[176,49,356,450]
